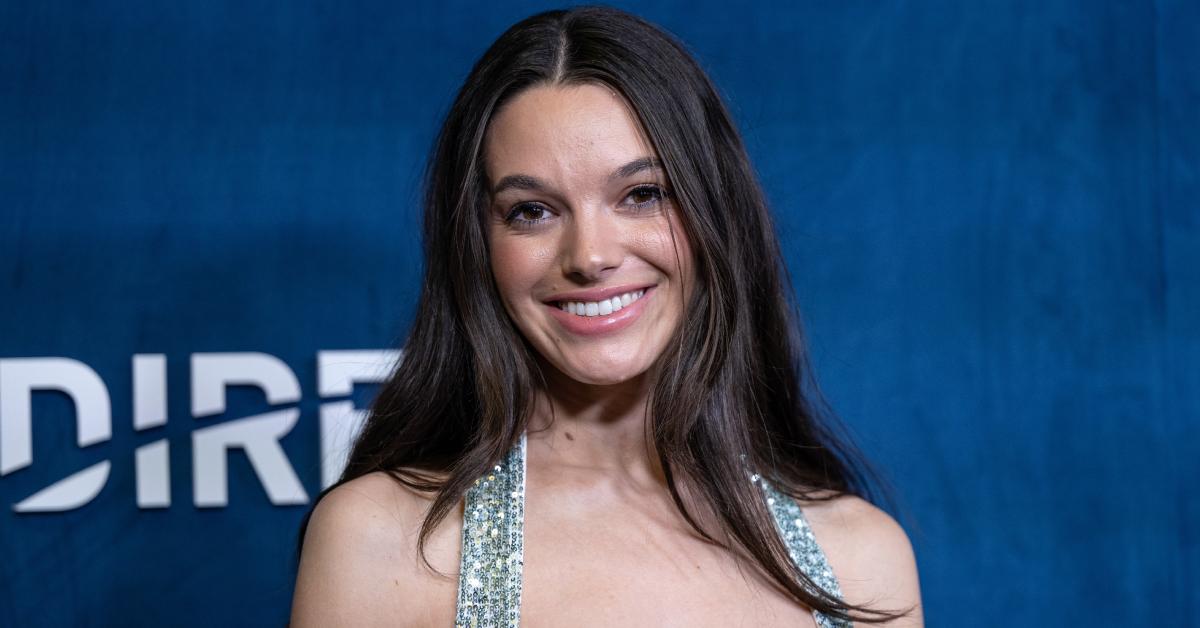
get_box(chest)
[409,498,822,628]
[514,492,818,628]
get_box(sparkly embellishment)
[455,433,526,628]
[758,476,852,628]
[453,434,847,627]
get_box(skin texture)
[290,84,924,627]
[485,83,695,390]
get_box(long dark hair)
[299,6,903,623]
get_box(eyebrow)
[490,157,664,195]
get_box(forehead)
[483,83,658,185]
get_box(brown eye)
[626,185,667,208]
[504,203,552,227]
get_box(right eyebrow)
[490,157,666,197]
[491,174,547,196]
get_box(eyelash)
[503,184,671,227]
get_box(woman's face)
[484,83,694,386]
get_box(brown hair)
[299,6,904,623]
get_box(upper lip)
[544,284,655,304]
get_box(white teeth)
[558,289,647,318]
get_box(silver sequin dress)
[454,432,851,628]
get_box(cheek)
[633,214,693,282]
[489,232,555,304]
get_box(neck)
[525,363,667,490]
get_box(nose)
[561,206,622,283]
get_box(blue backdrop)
[1,1,1196,625]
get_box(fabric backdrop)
[1,1,1196,625]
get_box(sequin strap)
[455,432,527,628]
[453,435,848,628]
[756,476,853,628]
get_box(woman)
[291,6,921,627]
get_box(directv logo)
[0,350,398,513]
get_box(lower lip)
[545,287,655,337]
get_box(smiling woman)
[291,6,921,627]
[486,84,694,387]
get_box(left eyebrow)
[609,157,664,182]
[490,157,665,196]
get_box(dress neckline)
[453,432,850,628]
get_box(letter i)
[133,355,170,508]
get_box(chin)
[568,372,640,386]
[555,357,652,387]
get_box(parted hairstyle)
[298,6,904,623]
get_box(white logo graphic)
[0,350,399,513]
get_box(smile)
[556,289,646,317]
[544,286,656,337]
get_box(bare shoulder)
[290,471,462,628]
[800,493,924,626]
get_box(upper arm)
[290,473,439,628]
[802,495,924,627]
